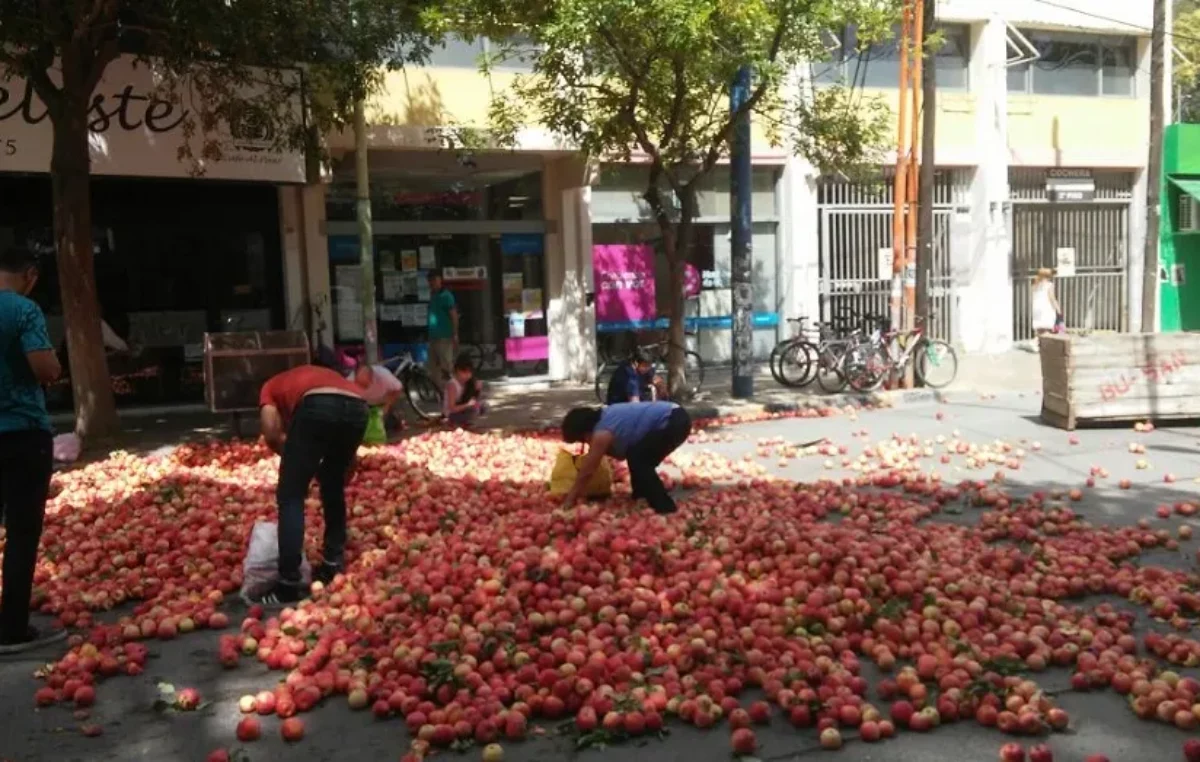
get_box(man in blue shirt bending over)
[0,246,65,654]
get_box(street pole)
[890,2,913,339]
[730,65,754,399]
[1142,0,1166,332]
[901,0,924,388]
[915,0,936,350]
[354,96,380,364]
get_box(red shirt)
[259,365,363,423]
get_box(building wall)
[320,2,1163,374]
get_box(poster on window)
[593,244,657,328]
[382,272,403,301]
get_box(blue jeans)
[276,394,368,583]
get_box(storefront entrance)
[0,175,285,409]
[324,152,549,377]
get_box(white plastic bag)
[240,521,311,599]
[53,433,81,463]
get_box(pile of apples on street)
[14,404,1200,762]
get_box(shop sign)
[1045,169,1095,202]
[593,244,657,326]
[443,266,487,281]
[1055,247,1077,277]
[0,56,306,183]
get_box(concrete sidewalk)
[53,349,1043,455]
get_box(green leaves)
[454,0,898,184]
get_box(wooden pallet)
[1039,333,1200,430]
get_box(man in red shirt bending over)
[251,365,368,605]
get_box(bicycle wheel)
[914,339,958,389]
[844,343,888,393]
[405,369,444,420]
[595,361,617,403]
[778,342,816,388]
[815,348,849,393]
[769,340,797,385]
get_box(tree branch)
[698,9,793,172]
[659,54,687,154]
[23,46,64,117]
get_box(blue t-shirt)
[0,291,53,433]
[605,363,654,405]
[428,288,456,340]
[596,401,678,459]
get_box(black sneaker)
[242,581,306,607]
[313,562,343,586]
[0,625,68,655]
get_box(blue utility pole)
[730,65,754,399]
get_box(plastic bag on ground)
[53,433,81,463]
[240,521,311,599]
[363,406,387,445]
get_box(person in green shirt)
[426,271,458,389]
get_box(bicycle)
[381,352,444,421]
[843,316,958,393]
[770,317,819,388]
[594,339,704,403]
[459,342,504,375]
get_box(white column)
[780,156,820,325]
[958,15,1012,353]
[545,157,596,383]
[278,187,307,333]
[299,183,333,349]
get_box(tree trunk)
[51,87,119,440]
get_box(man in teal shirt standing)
[0,246,65,653]
[426,270,458,389]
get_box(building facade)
[790,0,1166,354]
[0,56,312,409]
[0,1,1168,409]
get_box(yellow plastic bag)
[548,449,613,498]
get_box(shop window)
[326,170,544,223]
[425,34,537,72]
[0,175,284,409]
[1007,30,1135,97]
[1101,38,1135,96]
[812,23,970,90]
[592,164,779,223]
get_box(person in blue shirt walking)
[604,350,661,405]
[0,246,65,654]
[560,401,692,514]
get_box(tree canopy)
[0,0,439,437]
[454,0,898,390]
[471,0,897,185]
[1176,0,1200,122]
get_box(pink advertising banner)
[593,244,657,326]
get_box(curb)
[683,388,946,421]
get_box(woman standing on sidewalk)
[0,246,65,653]
[559,401,692,515]
[1031,268,1062,340]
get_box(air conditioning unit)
[1180,193,1199,232]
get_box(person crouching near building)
[443,355,487,428]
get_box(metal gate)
[817,170,970,341]
[1009,169,1131,342]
